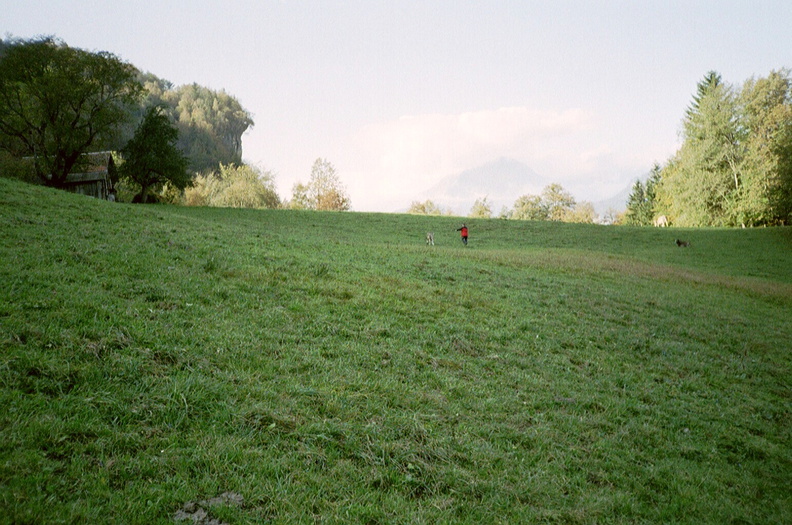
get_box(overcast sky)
[4,1,790,211]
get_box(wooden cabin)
[61,152,117,200]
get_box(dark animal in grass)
[675,239,690,247]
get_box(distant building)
[59,152,117,200]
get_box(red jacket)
[460,227,468,237]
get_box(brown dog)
[675,239,690,247]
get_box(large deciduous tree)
[119,106,190,203]
[469,197,493,218]
[288,182,312,210]
[309,158,351,211]
[511,194,547,221]
[564,202,597,224]
[0,37,143,186]
[289,158,351,211]
[542,183,577,221]
[737,70,792,225]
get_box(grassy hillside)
[1,177,790,524]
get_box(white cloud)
[335,107,604,210]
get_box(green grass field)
[1,177,790,524]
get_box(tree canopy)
[183,163,279,209]
[650,69,792,227]
[542,184,577,221]
[511,194,547,221]
[499,183,595,223]
[119,106,190,203]
[407,200,448,215]
[137,76,254,172]
[469,197,493,218]
[624,164,662,226]
[0,37,143,186]
[289,158,351,211]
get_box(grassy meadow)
[1,176,791,523]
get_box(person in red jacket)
[456,223,468,245]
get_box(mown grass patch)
[1,177,790,523]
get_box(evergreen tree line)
[626,69,792,227]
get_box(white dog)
[426,232,434,246]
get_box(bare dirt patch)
[174,492,244,524]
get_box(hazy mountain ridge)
[414,157,546,215]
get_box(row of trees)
[4,38,788,224]
[506,184,596,222]
[408,183,596,223]
[176,158,351,211]
[182,163,280,208]
[626,69,792,227]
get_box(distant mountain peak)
[416,157,545,214]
